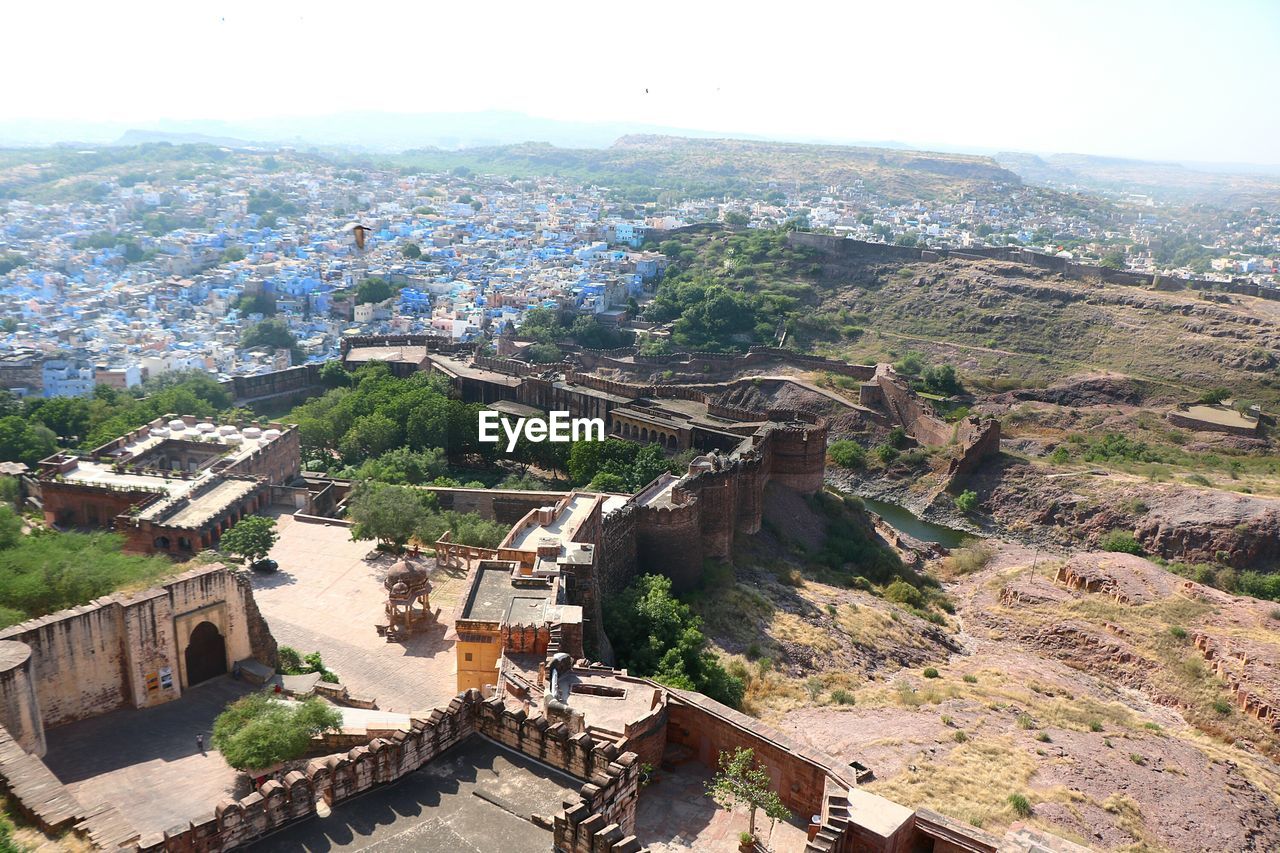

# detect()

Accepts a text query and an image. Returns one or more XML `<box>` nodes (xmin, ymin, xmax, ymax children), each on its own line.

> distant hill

<box><xmin>997</xmin><ymin>151</ymin><xmax>1280</xmax><ymax>209</ymax></box>
<box><xmin>393</xmin><ymin>135</ymin><xmax>1021</xmax><ymax>201</ymax></box>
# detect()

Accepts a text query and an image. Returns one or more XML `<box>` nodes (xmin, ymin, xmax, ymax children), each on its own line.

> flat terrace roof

<box><xmin>461</xmin><ymin>562</ymin><xmax>555</xmax><ymax>624</ymax></box>
<box><xmin>504</xmin><ymin>494</ymin><xmax>597</xmax><ymax>552</ymax></box>
<box><xmin>634</xmin><ymin>473</ymin><xmax>680</xmax><ymax>509</ymax></box>
<box><xmin>344</xmin><ymin>345</ymin><xmax>430</xmax><ymax>364</ymax></box>
<box><xmin>427</xmin><ymin>355</ymin><xmax>522</xmax><ymax>386</ymax></box>
<box><xmin>137</xmin><ymin>477</ymin><xmax>258</xmax><ymax>528</ymax></box>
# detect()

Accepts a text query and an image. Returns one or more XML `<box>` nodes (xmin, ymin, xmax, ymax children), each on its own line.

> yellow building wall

<box><xmin>455</xmin><ymin>634</ymin><xmax>501</xmax><ymax>693</ymax></box>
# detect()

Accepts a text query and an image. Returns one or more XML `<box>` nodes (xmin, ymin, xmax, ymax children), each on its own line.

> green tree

<box><xmin>827</xmin><ymin>440</ymin><xmax>866</xmax><ymax>470</ymax></box>
<box><xmin>706</xmin><ymin>747</ymin><xmax>792</xmax><ymax>840</ymax></box>
<box><xmin>586</xmin><ymin>472</ymin><xmax>628</xmax><ymax>492</ymax></box>
<box><xmin>1198</xmin><ymin>387</ymin><xmax>1230</xmax><ymax>405</ymax></box>
<box><xmin>212</xmin><ymin>693</ymin><xmax>341</xmax><ymax>771</ymax></box>
<box><xmin>221</xmin><ymin>245</ymin><xmax>246</xmax><ymax>263</ymax></box>
<box><xmin>241</xmin><ymin>318</ymin><xmax>301</xmax><ymax>363</ymax></box>
<box><xmin>0</xmin><ymin>524</ymin><xmax>174</xmax><ymax>627</ymax></box>
<box><xmin>604</xmin><ymin>574</ymin><xmax>744</xmax><ymax>707</ymax></box>
<box><xmin>353</xmin><ymin>447</ymin><xmax>448</xmax><ymax>485</ymax></box>
<box><xmin>218</xmin><ymin>516</ymin><xmax>279</xmax><ymax>563</ymax></box>
<box><xmin>355</xmin><ymin>277</ymin><xmax>394</xmax><ymax>304</ymax></box>
<box><xmin>525</xmin><ymin>342</ymin><xmax>563</xmax><ymax>364</ymax></box>
<box><xmin>346</xmin><ymin>483</ymin><xmax>429</xmax><ymax>552</ymax></box>
<box><xmin>401</xmin><ymin>242</ymin><xmax>422</xmax><ymax>259</ymax></box>
<box><xmin>0</xmin><ymin>416</ymin><xmax>57</xmax><ymax>466</ymax></box>
<box><xmin>318</xmin><ymin>360</ymin><xmax>351</xmax><ymax>388</ymax></box>
<box><xmin>1100</xmin><ymin>249</ymin><xmax>1126</xmax><ymax>271</ymax></box>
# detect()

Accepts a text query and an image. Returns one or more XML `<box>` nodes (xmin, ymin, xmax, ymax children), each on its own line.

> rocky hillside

<box><xmin>771</xmin><ymin>543</ymin><xmax>1280</xmax><ymax>851</ymax></box>
<box><xmin>821</xmin><ymin>256</ymin><xmax>1280</xmax><ymax>407</ymax></box>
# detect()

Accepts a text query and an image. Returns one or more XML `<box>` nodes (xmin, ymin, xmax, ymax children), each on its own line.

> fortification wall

<box><xmin>146</xmin><ymin>691</ymin><xmax>642</xmax><ymax>853</ymax></box>
<box><xmin>0</xmin><ymin>566</ymin><xmax>273</xmax><ymax>729</ymax></box>
<box><xmin>0</xmin><ymin>642</ymin><xmax>44</xmax><ymax>757</ymax></box>
<box><xmin>577</xmin><ymin>345</ymin><xmax>877</xmax><ymax>382</ymax></box>
<box><xmin>635</xmin><ymin>500</ymin><xmax>704</xmax><ymax>591</ymax></box>
<box><xmin>218</xmin><ymin>364</ymin><xmax>322</xmax><ymax>404</ymax></box>
<box><xmin>665</xmin><ymin>694</ymin><xmax>842</xmax><ymax>822</ymax></box>
<box><xmin>862</xmin><ymin>369</ymin><xmax>999</xmax><ymax>490</ymax></box>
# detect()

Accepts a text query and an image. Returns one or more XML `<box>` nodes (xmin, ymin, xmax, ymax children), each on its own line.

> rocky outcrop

<box><xmin>972</xmin><ymin>458</ymin><xmax>1280</xmax><ymax>571</ymax></box>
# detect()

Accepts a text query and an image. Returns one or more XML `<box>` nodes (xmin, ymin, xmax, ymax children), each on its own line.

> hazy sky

<box><xmin>5</xmin><ymin>0</ymin><xmax>1278</xmax><ymax>164</ymax></box>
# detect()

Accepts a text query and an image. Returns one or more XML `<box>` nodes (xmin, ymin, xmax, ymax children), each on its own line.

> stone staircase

<box><xmin>804</xmin><ymin>792</ymin><xmax>851</xmax><ymax>852</ymax></box>
<box><xmin>0</xmin><ymin>726</ymin><xmax>139</xmax><ymax>849</ymax></box>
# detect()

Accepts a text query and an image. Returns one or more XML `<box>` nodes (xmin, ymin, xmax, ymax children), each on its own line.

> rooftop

<box><xmin>460</xmin><ymin>561</ymin><xmax>555</xmax><ymax>624</ymax></box>
<box><xmin>244</xmin><ymin>735</ymin><xmax>579</xmax><ymax>853</ymax></box>
<box><xmin>136</xmin><ymin>476</ymin><xmax>259</xmax><ymax>529</ymax></box>
<box><xmin>503</xmin><ymin>493</ymin><xmax>597</xmax><ymax>552</ymax></box>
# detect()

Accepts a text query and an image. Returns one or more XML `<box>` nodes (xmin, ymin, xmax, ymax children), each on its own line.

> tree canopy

<box><xmin>707</xmin><ymin>747</ymin><xmax>791</xmax><ymax>840</ymax></box>
<box><xmin>604</xmin><ymin>574</ymin><xmax>744</xmax><ymax>708</ymax></box>
<box><xmin>219</xmin><ymin>516</ymin><xmax>279</xmax><ymax>563</ymax></box>
<box><xmin>0</xmin><ymin>509</ymin><xmax>175</xmax><ymax>628</ymax></box>
<box><xmin>241</xmin><ymin>318</ymin><xmax>302</xmax><ymax>363</ymax></box>
<box><xmin>212</xmin><ymin>693</ymin><xmax>341</xmax><ymax>771</ymax></box>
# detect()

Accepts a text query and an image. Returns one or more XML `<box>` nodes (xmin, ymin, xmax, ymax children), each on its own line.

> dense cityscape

<box><xmin>2</xmin><ymin>147</ymin><xmax>1277</xmax><ymax>398</ymax></box>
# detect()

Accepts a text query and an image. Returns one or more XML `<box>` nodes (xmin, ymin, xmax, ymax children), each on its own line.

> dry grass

<box><xmin>939</xmin><ymin>540</ymin><xmax>997</xmax><ymax>579</ymax></box>
<box><xmin>770</xmin><ymin>612</ymin><xmax>839</xmax><ymax>655</ymax></box>
<box><xmin>867</xmin><ymin>736</ymin><xmax>1039</xmax><ymax>830</ymax></box>
<box><xmin>1101</xmin><ymin>793</ymin><xmax>1159</xmax><ymax>851</ymax></box>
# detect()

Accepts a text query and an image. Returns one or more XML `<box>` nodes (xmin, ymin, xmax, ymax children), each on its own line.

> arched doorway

<box><xmin>185</xmin><ymin>621</ymin><xmax>227</xmax><ymax>686</ymax></box>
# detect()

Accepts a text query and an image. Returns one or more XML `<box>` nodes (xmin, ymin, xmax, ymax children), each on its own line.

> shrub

<box><xmin>831</xmin><ymin>689</ymin><xmax>856</xmax><ymax>706</ymax></box>
<box><xmin>954</xmin><ymin>490</ymin><xmax>978</xmax><ymax>513</ymax></box>
<box><xmin>923</xmin><ymin>667</ymin><xmax>940</xmax><ymax>679</ymax></box>
<box><xmin>1007</xmin><ymin>793</ymin><xmax>1032</xmax><ymax>818</ymax></box>
<box><xmin>953</xmin><ymin>730</ymin><xmax>969</xmax><ymax>743</ymax></box>
<box><xmin>945</xmin><ymin>539</ymin><xmax>995</xmax><ymax>575</ymax></box>
<box><xmin>1089</xmin><ymin>720</ymin><xmax>1104</xmax><ymax>732</ymax></box>
<box><xmin>875</xmin><ymin>444</ymin><xmax>900</xmax><ymax>464</ymax></box>
<box><xmin>1049</xmin><ymin>446</ymin><xmax>1070</xmax><ymax>464</ymax></box>
<box><xmin>963</xmin><ymin>674</ymin><xmax>978</xmax><ymax>684</ymax></box>
<box><xmin>828</xmin><ymin>440</ymin><xmax>867</xmax><ymax>470</ymax></box>
<box><xmin>1184</xmin><ymin>473</ymin><xmax>1212</xmax><ymax>487</ymax></box>
<box><xmin>1129</xmin><ymin>753</ymin><xmax>1147</xmax><ymax>766</ymax></box>
<box><xmin>1168</xmin><ymin>626</ymin><xmax>1187</xmax><ymax>640</ymax></box>
<box><xmin>1036</xmin><ymin>731</ymin><xmax>1051</xmax><ymax>743</ymax></box>
<box><xmin>212</xmin><ymin>694</ymin><xmax>342</xmax><ymax>771</ymax></box>
<box><xmin>1100</xmin><ymin>530</ymin><xmax>1144</xmax><ymax>555</ymax></box>
<box><xmin>1016</xmin><ymin>713</ymin><xmax>1035</xmax><ymax>729</ymax></box>
<box><xmin>1212</xmin><ymin>698</ymin><xmax>1233</xmax><ymax>715</ymax></box>
<box><xmin>883</xmin><ymin>579</ymin><xmax>923</xmax><ymax>608</ymax></box>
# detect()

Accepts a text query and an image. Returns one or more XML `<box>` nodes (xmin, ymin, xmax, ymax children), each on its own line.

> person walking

<box><xmin>196</xmin><ymin>732</ymin><xmax>205</xmax><ymax>755</ymax></box>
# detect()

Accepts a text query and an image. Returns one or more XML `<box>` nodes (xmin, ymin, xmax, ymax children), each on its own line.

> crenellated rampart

<box><xmin>119</xmin><ymin>690</ymin><xmax>643</xmax><ymax>852</ymax></box>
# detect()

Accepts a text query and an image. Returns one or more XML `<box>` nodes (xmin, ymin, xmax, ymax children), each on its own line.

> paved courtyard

<box><xmin>255</xmin><ymin>514</ymin><xmax>471</xmax><ymax>714</ymax></box>
<box><xmin>42</xmin><ymin>675</ymin><xmax>254</xmax><ymax>838</ymax></box>
<box><xmin>245</xmin><ymin>736</ymin><xmax>577</xmax><ymax>853</ymax></box>
<box><xmin>636</xmin><ymin>760</ymin><xmax>810</xmax><ymax>852</ymax></box>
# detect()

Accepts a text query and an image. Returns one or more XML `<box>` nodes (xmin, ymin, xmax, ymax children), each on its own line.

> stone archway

<box><xmin>184</xmin><ymin>621</ymin><xmax>227</xmax><ymax>686</ymax></box>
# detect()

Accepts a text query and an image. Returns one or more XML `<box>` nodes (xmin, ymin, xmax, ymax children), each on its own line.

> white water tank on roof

<box><xmin>242</xmin><ymin>426</ymin><xmax>263</xmax><ymax>439</ymax></box>
<box><xmin>224</xmin><ymin>433</ymin><xmax>243</xmax><ymax>445</ymax></box>
<box><xmin>262</xmin><ymin>429</ymin><xmax>281</xmax><ymax>441</ymax></box>
<box><xmin>168</xmin><ymin>419</ymin><xmax>186</xmax><ymax>430</ymax></box>
<box><xmin>218</xmin><ymin>424</ymin><xmax>237</xmax><ymax>436</ymax></box>
<box><xmin>151</xmin><ymin>426</ymin><xmax>170</xmax><ymax>438</ymax></box>
<box><xmin>197</xmin><ymin>422</ymin><xmax>216</xmax><ymax>433</ymax></box>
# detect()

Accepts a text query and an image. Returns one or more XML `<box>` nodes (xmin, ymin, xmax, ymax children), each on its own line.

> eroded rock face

<box><xmin>973</xmin><ymin>458</ymin><xmax>1280</xmax><ymax>570</ymax></box>
<box><xmin>1135</xmin><ymin>491</ymin><xmax>1280</xmax><ymax>568</ymax></box>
